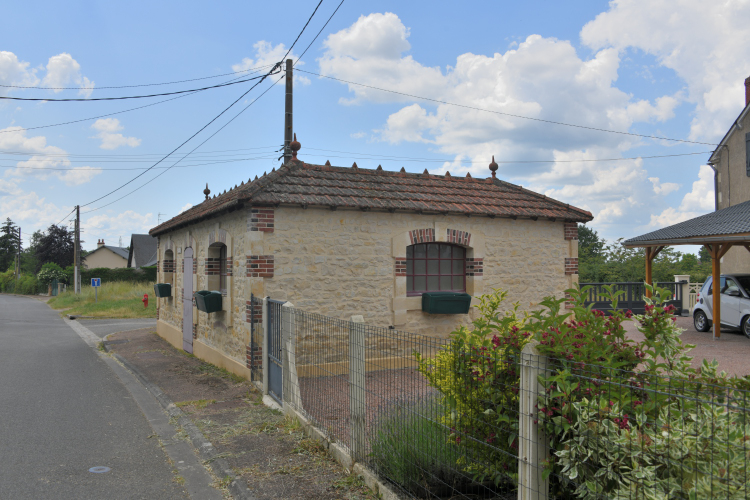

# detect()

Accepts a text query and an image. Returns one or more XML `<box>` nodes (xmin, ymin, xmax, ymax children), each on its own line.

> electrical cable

<box><xmin>0</xmin><ymin>64</ymin><xmax>274</xmax><ymax>90</ymax></box>
<box><xmin>0</xmin><ymin>73</ymin><xmax>269</xmax><ymax>102</ymax></box>
<box><xmin>294</xmin><ymin>0</ymin><xmax>345</xmax><ymax>65</ymax></box>
<box><xmin>53</xmin><ymin>207</ymin><xmax>77</xmax><ymax>227</ymax></box>
<box><xmin>0</xmin><ymin>66</ymin><xmax>273</xmax><ymax>135</ymax></box>
<box><xmin>80</xmin><ymin>0</ymin><xmax>324</xmax><ymax>211</ymax></box>
<box><xmin>82</xmin><ymin>76</ymin><xmax>284</xmax><ymax>214</ymax></box>
<box><xmin>0</xmin><ymin>145</ymin><xmax>278</xmax><ymax>157</ymax></box>
<box><xmin>0</xmin><ymin>155</ymin><xmax>278</xmax><ymax>171</ymax></box>
<box><xmin>297</xmin><ymin>68</ymin><xmax>720</xmax><ymax>147</ymax></box>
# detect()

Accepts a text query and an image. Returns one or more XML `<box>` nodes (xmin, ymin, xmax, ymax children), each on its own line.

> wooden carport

<box><xmin>623</xmin><ymin>200</ymin><xmax>750</xmax><ymax>339</ymax></box>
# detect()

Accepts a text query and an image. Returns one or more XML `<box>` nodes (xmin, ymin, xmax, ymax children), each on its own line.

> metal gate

<box><xmin>50</xmin><ymin>278</ymin><xmax>58</xmax><ymax>296</ymax></box>
<box><xmin>267</xmin><ymin>298</ymin><xmax>285</xmax><ymax>404</ymax></box>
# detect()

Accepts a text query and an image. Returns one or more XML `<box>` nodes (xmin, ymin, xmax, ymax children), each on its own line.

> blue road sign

<box><xmin>91</xmin><ymin>278</ymin><xmax>101</xmax><ymax>287</ymax></box>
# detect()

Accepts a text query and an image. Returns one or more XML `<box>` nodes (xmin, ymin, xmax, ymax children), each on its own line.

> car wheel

<box><xmin>742</xmin><ymin>316</ymin><xmax>750</xmax><ymax>339</ymax></box>
<box><xmin>694</xmin><ymin>310</ymin><xmax>711</xmax><ymax>332</ymax></box>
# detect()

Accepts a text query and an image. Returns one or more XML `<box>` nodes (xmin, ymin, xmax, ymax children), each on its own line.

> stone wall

<box><xmin>156</xmin><ymin>204</ymin><xmax>579</xmax><ymax>367</ymax></box>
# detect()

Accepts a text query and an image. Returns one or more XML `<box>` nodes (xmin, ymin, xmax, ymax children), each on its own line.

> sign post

<box><xmin>91</xmin><ymin>278</ymin><xmax>101</xmax><ymax>303</ymax></box>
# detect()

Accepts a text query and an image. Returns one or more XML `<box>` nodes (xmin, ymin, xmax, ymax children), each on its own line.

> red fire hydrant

<box><xmin>142</xmin><ymin>294</ymin><xmax>148</xmax><ymax>308</ymax></box>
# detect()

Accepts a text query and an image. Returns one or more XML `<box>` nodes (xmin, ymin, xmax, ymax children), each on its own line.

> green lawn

<box><xmin>48</xmin><ymin>281</ymin><xmax>156</xmax><ymax>318</ymax></box>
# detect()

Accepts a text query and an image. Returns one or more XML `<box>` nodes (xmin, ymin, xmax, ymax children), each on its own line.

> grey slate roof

<box><xmin>623</xmin><ymin>200</ymin><xmax>750</xmax><ymax>246</ymax></box>
<box><xmin>128</xmin><ymin>234</ymin><xmax>158</xmax><ymax>268</ymax></box>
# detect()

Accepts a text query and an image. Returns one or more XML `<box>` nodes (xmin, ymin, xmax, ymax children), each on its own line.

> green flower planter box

<box><xmin>421</xmin><ymin>292</ymin><xmax>472</xmax><ymax>314</ymax></box>
<box><xmin>153</xmin><ymin>283</ymin><xmax>172</xmax><ymax>298</ymax></box>
<box><xmin>194</xmin><ymin>290</ymin><xmax>222</xmax><ymax>313</ymax></box>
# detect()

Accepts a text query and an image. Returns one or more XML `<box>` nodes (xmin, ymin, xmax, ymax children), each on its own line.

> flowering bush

<box><xmin>37</xmin><ymin>262</ymin><xmax>67</xmax><ymax>286</ymax></box>
<box><xmin>538</xmin><ymin>284</ymin><xmax>750</xmax><ymax>498</ymax></box>
<box><xmin>415</xmin><ymin>289</ymin><xmax>530</xmax><ymax>486</ymax></box>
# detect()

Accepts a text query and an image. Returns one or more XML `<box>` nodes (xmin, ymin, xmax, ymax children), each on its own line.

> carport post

<box><xmin>707</xmin><ymin>243</ymin><xmax>734</xmax><ymax>340</ymax></box>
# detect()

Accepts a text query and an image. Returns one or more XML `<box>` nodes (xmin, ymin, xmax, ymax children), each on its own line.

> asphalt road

<box><xmin>0</xmin><ymin>295</ymin><xmax>188</xmax><ymax>499</ymax></box>
<box><xmin>78</xmin><ymin>318</ymin><xmax>157</xmax><ymax>338</ymax></box>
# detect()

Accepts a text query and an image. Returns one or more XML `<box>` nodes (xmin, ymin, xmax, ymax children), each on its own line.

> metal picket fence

<box><xmin>264</xmin><ymin>300</ymin><xmax>750</xmax><ymax>499</ymax></box>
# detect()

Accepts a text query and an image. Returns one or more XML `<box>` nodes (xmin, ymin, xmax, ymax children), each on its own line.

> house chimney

<box><xmin>746</xmin><ymin>76</ymin><xmax>750</xmax><ymax>107</ymax></box>
<box><xmin>97</xmin><ymin>239</ymin><xmax>105</xmax><ymax>248</ymax></box>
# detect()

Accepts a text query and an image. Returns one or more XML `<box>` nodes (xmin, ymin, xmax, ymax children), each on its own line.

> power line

<box><xmin>294</xmin><ymin>0</ymin><xmax>345</xmax><ymax>65</ymax></box>
<box><xmin>0</xmin><ymin>64</ymin><xmax>274</xmax><ymax>90</ymax></box>
<box><xmin>80</xmin><ymin>0</ymin><xmax>324</xmax><ymax>211</ymax></box>
<box><xmin>0</xmin><ymin>155</ymin><xmax>278</xmax><ymax>171</ymax></box>
<box><xmin>0</xmin><ymin>73</ymin><xmax>269</xmax><ymax>102</ymax></box>
<box><xmin>297</xmin><ymin>68</ymin><xmax>720</xmax><ymax>147</ymax></box>
<box><xmin>83</xmin><ymin>76</ymin><xmax>284</xmax><ymax>214</ymax></box>
<box><xmin>0</xmin><ymin>145</ymin><xmax>277</xmax><ymax>157</ymax></box>
<box><xmin>53</xmin><ymin>207</ymin><xmax>77</xmax><ymax>227</ymax></box>
<box><xmin>0</xmin><ymin>66</ymin><xmax>273</xmax><ymax>135</ymax></box>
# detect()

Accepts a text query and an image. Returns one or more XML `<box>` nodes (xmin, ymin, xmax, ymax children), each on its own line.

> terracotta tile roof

<box><xmin>150</xmin><ymin>159</ymin><xmax>593</xmax><ymax>236</ymax></box>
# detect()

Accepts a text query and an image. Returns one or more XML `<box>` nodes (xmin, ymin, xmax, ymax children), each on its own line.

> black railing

<box><xmin>579</xmin><ymin>281</ymin><xmax>684</xmax><ymax>314</ymax></box>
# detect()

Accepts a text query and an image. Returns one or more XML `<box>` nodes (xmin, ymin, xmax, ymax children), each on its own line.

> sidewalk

<box><xmin>104</xmin><ymin>327</ymin><xmax>376</xmax><ymax>500</ymax></box>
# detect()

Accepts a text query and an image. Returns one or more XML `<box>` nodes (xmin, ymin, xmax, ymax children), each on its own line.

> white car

<box><xmin>693</xmin><ymin>274</ymin><xmax>750</xmax><ymax>337</ymax></box>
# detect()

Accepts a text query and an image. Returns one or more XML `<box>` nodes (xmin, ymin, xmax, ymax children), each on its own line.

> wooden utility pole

<box><xmin>74</xmin><ymin>205</ymin><xmax>80</xmax><ymax>294</ymax></box>
<box><xmin>16</xmin><ymin>226</ymin><xmax>21</xmax><ymax>282</ymax></box>
<box><xmin>282</xmin><ymin>59</ymin><xmax>293</xmax><ymax>164</ymax></box>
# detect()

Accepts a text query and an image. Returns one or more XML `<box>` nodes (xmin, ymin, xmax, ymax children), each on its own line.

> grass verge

<box><xmin>48</xmin><ymin>281</ymin><xmax>156</xmax><ymax>318</ymax></box>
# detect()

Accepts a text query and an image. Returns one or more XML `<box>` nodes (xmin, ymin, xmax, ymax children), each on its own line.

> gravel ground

<box><xmin>622</xmin><ymin>315</ymin><xmax>750</xmax><ymax>377</ymax></box>
<box><xmin>106</xmin><ymin>328</ymin><xmax>376</xmax><ymax>500</ymax></box>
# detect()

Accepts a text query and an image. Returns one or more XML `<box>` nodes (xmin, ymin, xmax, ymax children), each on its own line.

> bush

<box><xmin>37</xmin><ymin>262</ymin><xmax>67</xmax><ymax>285</ymax></box>
<box><xmin>370</xmin><ymin>397</ymin><xmax>468</xmax><ymax>496</ymax></box>
<box><xmin>415</xmin><ymin>290</ymin><xmax>530</xmax><ymax>487</ymax></box>
<box><xmin>63</xmin><ymin>265</ymin><xmax>157</xmax><ymax>285</ymax></box>
<box><xmin>0</xmin><ymin>270</ymin><xmax>42</xmax><ymax>294</ymax></box>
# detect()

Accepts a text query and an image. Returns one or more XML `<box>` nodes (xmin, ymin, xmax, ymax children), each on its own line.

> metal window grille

<box><xmin>406</xmin><ymin>243</ymin><xmax>466</xmax><ymax>295</ymax></box>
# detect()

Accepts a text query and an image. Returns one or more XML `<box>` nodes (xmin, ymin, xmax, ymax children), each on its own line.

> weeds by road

<box><xmin>49</xmin><ymin>281</ymin><xmax>156</xmax><ymax>318</ymax></box>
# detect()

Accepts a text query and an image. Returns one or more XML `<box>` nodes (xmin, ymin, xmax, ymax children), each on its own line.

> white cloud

<box><xmin>179</xmin><ymin>202</ymin><xmax>192</xmax><ymax>213</ymax></box>
<box><xmin>580</xmin><ymin>0</ymin><xmax>750</xmax><ymax>141</ymax></box>
<box><xmin>0</xmin><ymin>51</ymin><xmax>39</xmax><ymax>97</ymax></box>
<box><xmin>679</xmin><ymin>164</ymin><xmax>715</xmax><ymax>212</ymax></box>
<box><xmin>646</xmin><ymin>165</ymin><xmax>715</xmax><ymax>228</ymax></box>
<box><xmin>232</xmin><ymin>41</ymin><xmax>310</xmax><ymax>85</ymax></box>
<box><xmin>41</xmin><ymin>53</ymin><xmax>95</xmax><ymax>97</ymax></box>
<box><xmin>350</xmin><ymin>131</ymin><xmax>366</xmax><ymax>139</ymax></box>
<box><xmin>318</xmin><ymin>12</ymin><xmax>712</xmax><ymax>235</ymax></box>
<box><xmin>649</xmin><ymin>177</ymin><xmax>680</xmax><ymax>195</ymax></box>
<box><xmin>0</xmin><ymin>126</ymin><xmax>102</xmax><ymax>186</ymax></box>
<box><xmin>91</xmin><ymin>118</ymin><xmax>141</xmax><ymax>149</ymax></box>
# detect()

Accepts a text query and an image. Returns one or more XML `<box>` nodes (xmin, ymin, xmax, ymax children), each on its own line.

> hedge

<box><xmin>0</xmin><ymin>271</ymin><xmax>43</xmax><ymax>295</ymax></box>
<box><xmin>69</xmin><ymin>266</ymin><xmax>157</xmax><ymax>285</ymax></box>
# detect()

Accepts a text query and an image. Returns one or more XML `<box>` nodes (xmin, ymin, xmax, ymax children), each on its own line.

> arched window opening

<box><xmin>406</xmin><ymin>243</ymin><xmax>465</xmax><ymax>295</ymax></box>
<box><xmin>163</xmin><ymin>249</ymin><xmax>175</xmax><ymax>291</ymax></box>
<box><xmin>207</xmin><ymin>242</ymin><xmax>228</xmax><ymax>294</ymax></box>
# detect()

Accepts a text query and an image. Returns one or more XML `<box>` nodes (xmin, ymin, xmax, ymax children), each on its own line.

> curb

<box><xmin>111</xmin><ymin>352</ymin><xmax>256</xmax><ymax>500</ymax></box>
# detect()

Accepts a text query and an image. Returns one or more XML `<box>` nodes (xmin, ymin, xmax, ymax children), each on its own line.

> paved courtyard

<box><xmin>623</xmin><ymin>315</ymin><xmax>750</xmax><ymax>377</ymax></box>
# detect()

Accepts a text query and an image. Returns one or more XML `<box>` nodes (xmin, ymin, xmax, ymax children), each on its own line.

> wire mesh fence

<box><xmin>271</xmin><ymin>302</ymin><xmax>750</xmax><ymax>499</ymax></box>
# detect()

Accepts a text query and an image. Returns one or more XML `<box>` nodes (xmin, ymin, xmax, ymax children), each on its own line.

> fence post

<box><xmin>674</xmin><ymin>275</ymin><xmax>690</xmax><ymax>316</ymax></box>
<box><xmin>518</xmin><ymin>340</ymin><xmax>549</xmax><ymax>500</ymax></box>
<box><xmin>281</xmin><ymin>302</ymin><xmax>302</xmax><ymax>411</ymax></box>
<box><xmin>349</xmin><ymin>314</ymin><xmax>366</xmax><ymax>463</ymax></box>
<box><xmin>262</xmin><ymin>296</ymin><xmax>269</xmax><ymax>396</ymax></box>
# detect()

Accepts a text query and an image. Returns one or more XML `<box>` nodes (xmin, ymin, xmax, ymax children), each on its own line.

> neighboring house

<box><xmin>149</xmin><ymin>139</ymin><xmax>592</xmax><ymax>378</ymax></box>
<box><xmin>127</xmin><ymin>234</ymin><xmax>157</xmax><ymax>269</ymax></box>
<box><xmin>84</xmin><ymin>240</ymin><xmax>129</xmax><ymax>269</ymax></box>
<box><xmin>707</xmin><ymin>76</ymin><xmax>750</xmax><ymax>273</ymax></box>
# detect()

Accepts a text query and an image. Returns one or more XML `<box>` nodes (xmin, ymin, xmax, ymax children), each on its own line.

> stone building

<box><xmin>149</xmin><ymin>140</ymin><xmax>592</xmax><ymax>378</ymax></box>
<box><xmin>707</xmin><ymin>76</ymin><xmax>750</xmax><ymax>273</ymax></box>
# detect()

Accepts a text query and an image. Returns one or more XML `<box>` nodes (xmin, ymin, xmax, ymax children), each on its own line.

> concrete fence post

<box><xmin>349</xmin><ymin>315</ymin><xmax>366</xmax><ymax>463</ymax></box>
<box><xmin>674</xmin><ymin>275</ymin><xmax>690</xmax><ymax>316</ymax></box>
<box><xmin>281</xmin><ymin>302</ymin><xmax>302</xmax><ymax>411</ymax></box>
<box><xmin>518</xmin><ymin>340</ymin><xmax>549</xmax><ymax>500</ymax></box>
<box><xmin>262</xmin><ymin>296</ymin><xmax>269</xmax><ymax>396</ymax></box>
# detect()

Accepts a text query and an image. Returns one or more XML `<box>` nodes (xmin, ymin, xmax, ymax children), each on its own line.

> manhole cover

<box><xmin>89</xmin><ymin>466</ymin><xmax>110</xmax><ymax>473</ymax></box>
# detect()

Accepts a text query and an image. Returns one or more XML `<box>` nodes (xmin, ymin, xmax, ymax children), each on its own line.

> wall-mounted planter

<box><xmin>421</xmin><ymin>292</ymin><xmax>472</xmax><ymax>314</ymax></box>
<box><xmin>153</xmin><ymin>283</ymin><xmax>172</xmax><ymax>298</ymax></box>
<box><xmin>194</xmin><ymin>290</ymin><xmax>222</xmax><ymax>313</ymax></box>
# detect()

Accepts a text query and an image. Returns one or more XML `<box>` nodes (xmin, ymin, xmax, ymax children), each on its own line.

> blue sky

<box><xmin>1</xmin><ymin>0</ymin><xmax>749</xmax><ymax>252</ymax></box>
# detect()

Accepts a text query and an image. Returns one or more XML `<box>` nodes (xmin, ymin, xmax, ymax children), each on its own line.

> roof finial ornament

<box><xmin>325</xmin><ymin>160</ymin><xmax>331</xmax><ymax>166</ymax></box>
<box><xmin>352</xmin><ymin>162</ymin><xmax>358</xmax><ymax>169</ymax></box>
<box><xmin>489</xmin><ymin>156</ymin><xmax>498</xmax><ymax>178</ymax></box>
<box><xmin>204</xmin><ymin>183</ymin><xmax>210</xmax><ymax>200</ymax></box>
<box><xmin>290</xmin><ymin>133</ymin><xmax>301</xmax><ymax>160</ymax></box>
<box><xmin>376</xmin><ymin>165</ymin><xmax>383</xmax><ymax>172</ymax></box>
<box><xmin>466</xmin><ymin>172</ymin><xmax>472</xmax><ymax>178</ymax></box>
<box><xmin>445</xmin><ymin>171</ymin><xmax>451</xmax><ymax>177</ymax></box>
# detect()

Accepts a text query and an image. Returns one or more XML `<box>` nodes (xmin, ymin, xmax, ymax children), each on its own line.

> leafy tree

<box><xmin>577</xmin><ymin>225</ymin><xmax>607</xmax><ymax>282</ymax></box>
<box><xmin>0</xmin><ymin>218</ymin><xmax>20</xmax><ymax>273</ymax></box>
<box><xmin>35</xmin><ymin>225</ymin><xmax>81</xmax><ymax>271</ymax></box>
